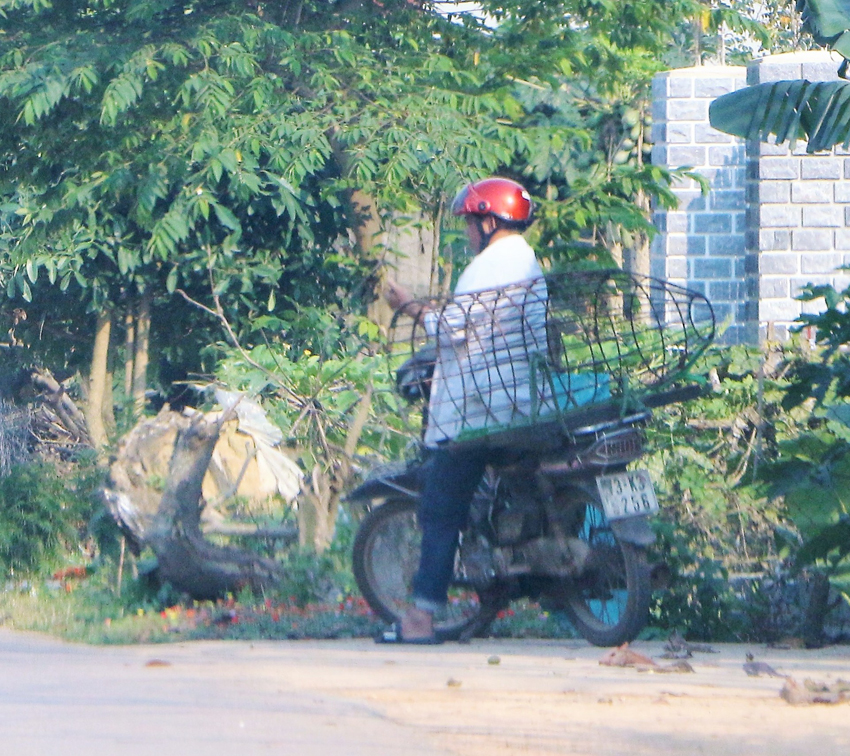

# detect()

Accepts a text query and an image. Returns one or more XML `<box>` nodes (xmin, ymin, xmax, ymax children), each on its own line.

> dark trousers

<box><xmin>412</xmin><ymin>446</ymin><xmax>489</xmax><ymax>609</ymax></box>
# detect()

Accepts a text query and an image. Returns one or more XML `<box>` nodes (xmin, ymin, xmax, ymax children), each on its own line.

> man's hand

<box><xmin>384</xmin><ymin>280</ymin><xmax>430</xmax><ymax>320</ymax></box>
<box><xmin>384</xmin><ymin>280</ymin><xmax>412</xmax><ymax>312</ymax></box>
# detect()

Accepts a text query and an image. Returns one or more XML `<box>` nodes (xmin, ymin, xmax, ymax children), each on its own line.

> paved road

<box><xmin>0</xmin><ymin>629</ymin><xmax>451</xmax><ymax>756</ymax></box>
<box><xmin>1</xmin><ymin>629</ymin><xmax>849</xmax><ymax>755</ymax></box>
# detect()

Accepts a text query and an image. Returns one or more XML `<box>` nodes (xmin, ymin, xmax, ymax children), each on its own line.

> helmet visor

<box><xmin>451</xmin><ymin>184</ymin><xmax>489</xmax><ymax>217</ymax></box>
<box><xmin>451</xmin><ymin>185</ymin><xmax>471</xmax><ymax>216</ymax></box>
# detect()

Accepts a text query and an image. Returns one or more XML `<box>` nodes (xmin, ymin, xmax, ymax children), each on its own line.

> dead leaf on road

<box><xmin>743</xmin><ymin>653</ymin><xmax>785</xmax><ymax>678</ymax></box>
<box><xmin>599</xmin><ymin>643</ymin><xmax>656</xmax><ymax>667</ymax></box>
<box><xmin>781</xmin><ymin>677</ymin><xmax>850</xmax><ymax>705</ymax></box>
<box><xmin>145</xmin><ymin>659</ymin><xmax>172</xmax><ymax>668</ymax></box>
<box><xmin>639</xmin><ymin>660</ymin><xmax>695</xmax><ymax>674</ymax></box>
<box><xmin>665</xmin><ymin>630</ymin><xmax>717</xmax><ymax>654</ymax></box>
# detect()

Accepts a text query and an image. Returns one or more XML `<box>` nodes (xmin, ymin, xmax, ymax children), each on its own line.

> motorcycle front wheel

<box><xmin>544</xmin><ymin>491</ymin><xmax>652</xmax><ymax>647</ymax></box>
<box><xmin>352</xmin><ymin>497</ymin><xmax>503</xmax><ymax>641</ymax></box>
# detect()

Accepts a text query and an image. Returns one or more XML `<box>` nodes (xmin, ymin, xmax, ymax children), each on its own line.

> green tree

<box><xmin>755</xmin><ymin>280</ymin><xmax>850</xmax><ymax>639</ymax></box>
<box><xmin>0</xmin><ymin>0</ymin><xmax>709</xmax><ymax>445</ymax></box>
<box><xmin>709</xmin><ymin>0</ymin><xmax>850</xmax><ymax>152</ymax></box>
<box><xmin>0</xmin><ymin>0</ymin><xmax>509</xmax><ymax>443</ymax></box>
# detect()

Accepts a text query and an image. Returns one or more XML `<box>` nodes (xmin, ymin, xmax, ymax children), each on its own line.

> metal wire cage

<box><xmin>391</xmin><ymin>269</ymin><xmax>715</xmax><ymax>449</ymax></box>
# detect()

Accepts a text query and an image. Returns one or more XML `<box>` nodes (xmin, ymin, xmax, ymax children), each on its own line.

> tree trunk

<box><xmin>103</xmin><ymin>366</ymin><xmax>117</xmax><ymax>439</ymax></box>
<box><xmin>427</xmin><ymin>199</ymin><xmax>445</xmax><ymax>296</ymax></box>
<box><xmin>693</xmin><ymin>15</ymin><xmax>703</xmax><ymax>66</ymax></box>
<box><xmin>627</xmin><ymin>109</ymin><xmax>651</xmax><ymax>280</ymax></box>
<box><xmin>131</xmin><ymin>291</ymin><xmax>151</xmax><ymax>418</ymax></box>
<box><xmin>625</xmin><ymin>192</ymin><xmax>651</xmax><ymax>280</ymax></box>
<box><xmin>298</xmin><ymin>387</ymin><xmax>372</xmax><ymax>552</ymax></box>
<box><xmin>103</xmin><ymin>324</ymin><xmax>117</xmax><ymax>437</ymax></box>
<box><xmin>349</xmin><ymin>188</ymin><xmax>393</xmax><ymax>328</ymax></box>
<box><xmin>85</xmin><ymin>310</ymin><xmax>112</xmax><ymax>448</ymax></box>
<box><xmin>146</xmin><ymin>412</ymin><xmax>284</xmax><ymax>599</ymax></box>
<box><xmin>124</xmin><ymin>309</ymin><xmax>135</xmax><ymax>401</ymax></box>
<box><xmin>801</xmin><ymin>570</ymin><xmax>831</xmax><ymax>649</ymax></box>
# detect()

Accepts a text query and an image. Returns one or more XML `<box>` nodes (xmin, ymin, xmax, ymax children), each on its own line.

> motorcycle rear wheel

<box><xmin>545</xmin><ymin>493</ymin><xmax>652</xmax><ymax>647</ymax></box>
<box><xmin>352</xmin><ymin>498</ymin><xmax>503</xmax><ymax>641</ymax></box>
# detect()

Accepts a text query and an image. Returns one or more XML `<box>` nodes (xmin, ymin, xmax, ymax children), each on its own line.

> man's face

<box><xmin>464</xmin><ymin>216</ymin><xmax>493</xmax><ymax>254</ymax></box>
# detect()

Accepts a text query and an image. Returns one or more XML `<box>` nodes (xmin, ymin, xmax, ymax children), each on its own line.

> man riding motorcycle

<box><xmin>380</xmin><ymin>177</ymin><xmax>546</xmax><ymax>644</ymax></box>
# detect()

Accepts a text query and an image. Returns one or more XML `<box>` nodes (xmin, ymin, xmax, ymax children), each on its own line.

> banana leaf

<box><xmin>797</xmin><ymin>0</ymin><xmax>850</xmax><ymax>57</ymax></box>
<box><xmin>709</xmin><ymin>79</ymin><xmax>850</xmax><ymax>153</ymax></box>
<box><xmin>796</xmin><ymin>516</ymin><xmax>850</xmax><ymax>566</ymax></box>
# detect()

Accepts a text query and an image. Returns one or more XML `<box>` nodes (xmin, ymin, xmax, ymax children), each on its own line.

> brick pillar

<box><xmin>651</xmin><ymin>66</ymin><xmax>750</xmax><ymax>344</ymax></box>
<box><xmin>747</xmin><ymin>51</ymin><xmax>850</xmax><ymax>341</ymax></box>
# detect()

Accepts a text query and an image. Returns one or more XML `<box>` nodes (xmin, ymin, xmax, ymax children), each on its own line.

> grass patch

<box><xmin>1</xmin><ymin>570</ymin><xmax>585</xmax><ymax>644</ymax></box>
<box><xmin>0</xmin><ymin>576</ymin><xmax>383</xmax><ymax>644</ymax></box>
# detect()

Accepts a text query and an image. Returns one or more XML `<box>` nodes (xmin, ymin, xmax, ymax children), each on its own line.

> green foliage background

<box><xmin>5</xmin><ymin>1</ymin><xmax>849</xmax><ymax>643</ymax></box>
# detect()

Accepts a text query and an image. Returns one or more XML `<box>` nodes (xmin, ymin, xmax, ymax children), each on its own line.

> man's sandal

<box><xmin>374</xmin><ymin>622</ymin><xmax>443</xmax><ymax>645</ymax></box>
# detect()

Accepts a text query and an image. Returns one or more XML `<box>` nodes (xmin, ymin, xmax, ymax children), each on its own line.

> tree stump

<box><xmin>107</xmin><ymin>410</ymin><xmax>284</xmax><ymax>599</ymax></box>
<box><xmin>147</xmin><ymin>412</ymin><xmax>283</xmax><ymax>598</ymax></box>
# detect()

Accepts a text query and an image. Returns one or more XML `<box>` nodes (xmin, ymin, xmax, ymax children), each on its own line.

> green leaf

<box><xmin>100</xmin><ymin>72</ymin><xmax>144</xmax><ymax>125</ymax></box>
<box><xmin>212</xmin><ymin>203</ymin><xmax>240</xmax><ymax>231</ymax></box>
<box><xmin>798</xmin><ymin>0</ymin><xmax>850</xmax><ymax>46</ymax></box>
<box><xmin>710</xmin><ymin>80</ymin><xmax>850</xmax><ymax>153</ymax></box>
<box><xmin>797</xmin><ymin>518</ymin><xmax>850</xmax><ymax>566</ymax></box>
<box><xmin>117</xmin><ymin>247</ymin><xmax>130</xmax><ymax>275</ymax></box>
<box><xmin>209</xmin><ymin>159</ymin><xmax>223</xmax><ymax>184</ymax></box>
<box><xmin>219</xmin><ymin>149</ymin><xmax>238</xmax><ymax>174</ymax></box>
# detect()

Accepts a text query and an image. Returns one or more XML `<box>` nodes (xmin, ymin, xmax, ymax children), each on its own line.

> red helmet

<box><xmin>451</xmin><ymin>177</ymin><xmax>534</xmax><ymax>225</ymax></box>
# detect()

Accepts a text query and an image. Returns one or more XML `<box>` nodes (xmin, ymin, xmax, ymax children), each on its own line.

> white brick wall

<box><xmin>652</xmin><ymin>52</ymin><xmax>850</xmax><ymax>344</ymax></box>
<box><xmin>749</xmin><ymin>52</ymin><xmax>850</xmax><ymax>342</ymax></box>
<box><xmin>651</xmin><ymin>65</ymin><xmax>749</xmax><ymax>342</ymax></box>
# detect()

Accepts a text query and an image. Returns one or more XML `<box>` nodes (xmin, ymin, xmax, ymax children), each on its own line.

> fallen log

<box><xmin>29</xmin><ymin>368</ymin><xmax>92</xmax><ymax>445</ymax></box>
<box><xmin>145</xmin><ymin>411</ymin><xmax>284</xmax><ymax>599</ymax></box>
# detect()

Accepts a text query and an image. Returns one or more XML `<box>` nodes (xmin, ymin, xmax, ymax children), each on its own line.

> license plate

<box><xmin>596</xmin><ymin>470</ymin><xmax>659</xmax><ymax>521</ymax></box>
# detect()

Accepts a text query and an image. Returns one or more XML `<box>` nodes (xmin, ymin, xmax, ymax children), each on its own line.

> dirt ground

<box><xmin>1</xmin><ymin>629</ymin><xmax>849</xmax><ymax>755</ymax></box>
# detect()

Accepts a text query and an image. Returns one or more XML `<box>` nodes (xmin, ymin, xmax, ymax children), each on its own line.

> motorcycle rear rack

<box><xmin>537</xmin><ymin>425</ymin><xmax>646</xmax><ymax>476</ymax></box>
<box><xmin>389</xmin><ymin>268</ymin><xmax>714</xmax><ymax>450</ymax></box>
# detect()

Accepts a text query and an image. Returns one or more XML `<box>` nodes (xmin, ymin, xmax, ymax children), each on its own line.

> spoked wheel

<box><xmin>352</xmin><ymin>498</ymin><xmax>503</xmax><ymax>641</ymax></box>
<box><xmin>544</xmin><ymin>490</ymin><xmax>651</xmax><ymax>647</ymax></box>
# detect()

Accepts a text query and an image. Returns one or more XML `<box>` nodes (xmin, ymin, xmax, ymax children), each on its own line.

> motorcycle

<box><xmin>349</xmin><ymin>270</ymin><xmax>714</xmax><ymax>645</ymax></box>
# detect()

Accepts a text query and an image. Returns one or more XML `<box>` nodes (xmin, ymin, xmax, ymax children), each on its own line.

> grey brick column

<box><xmin>747</xmin><ymin>52</ymin><xmax>850</xmax><ymax>341</ymax></box>
<box><xmin>651</xmin><ymin>66</ymin><xmax>750</xmax><ymax>344</ymax></box>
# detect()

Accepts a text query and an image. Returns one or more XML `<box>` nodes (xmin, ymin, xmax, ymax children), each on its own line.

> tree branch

<box><xmin>174</xmin><ymin>281</ymin><xmax>304</xmax><ymax>409</ymax></box>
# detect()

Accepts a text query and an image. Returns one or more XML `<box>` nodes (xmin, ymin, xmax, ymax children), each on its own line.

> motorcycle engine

<box><xmin>491</xmin><ymin>483</ymin><xmax>545</xmax><ymax>546</ymax></box>
<box><xmin>464</xmin><ymin>476</ymin><xmax>590</xmax><ymax>581</ymax></box>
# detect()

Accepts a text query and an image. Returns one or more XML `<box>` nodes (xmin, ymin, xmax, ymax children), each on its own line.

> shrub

<box><xmin>0</xmin><ymin>458</ymin><xmax>100</xmax><ymax>577</ymax></box>
<box><xmin>644</xmin><ymin>344</ymin><xmax>788</xmax><ymax>640</ymax></box>
<box><xmin>0</xmin><ymin>400</ymin><xmax>31</xmax><ymax>477</ymax></box>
